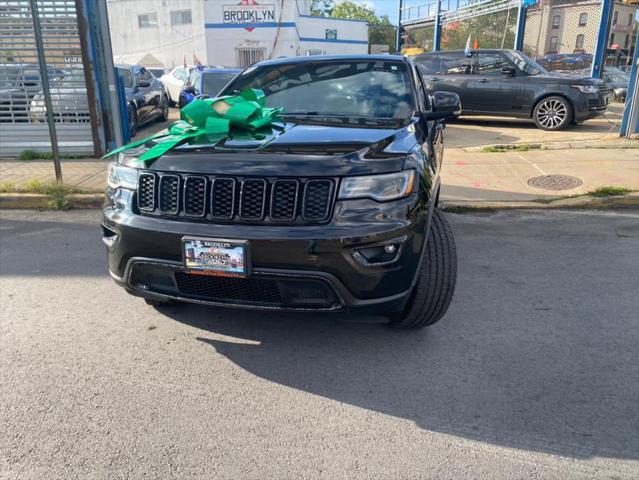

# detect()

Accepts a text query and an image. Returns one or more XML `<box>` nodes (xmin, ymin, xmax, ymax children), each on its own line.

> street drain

<box><xmin>527</xmin><ymin>175</ymin><xmax>583</xmax><ymax>191</ymax></box>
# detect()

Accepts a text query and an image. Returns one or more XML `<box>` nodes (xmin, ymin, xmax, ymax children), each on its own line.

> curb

<box><xmin>462</xmin><ymin>140</ymin><xmax>639</xmax><ymax>153</ymax></box>
<box><xmin>0</xmin><ymin>193</ymin><xmax>103</xmax><ymax>209</ymax></box>
<box><xmin>441</xmin><ymin>193</ymin><xmax>639</xmax><ymax>211</ymax></box>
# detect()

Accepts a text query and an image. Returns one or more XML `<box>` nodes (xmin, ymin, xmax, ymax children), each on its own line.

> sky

<box><xmin>358</xmin><ymin>0</ymin><xmax>424</xmax><ymax>26</ymax></box>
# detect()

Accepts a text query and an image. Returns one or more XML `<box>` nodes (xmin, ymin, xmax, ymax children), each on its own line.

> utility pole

<box><xmin>396</xmin><ymin>0</ymin><xmax>403</xmax><ymax>53</ymax></box>
<box><xmin>30</xmin><ymin>0</ymin><xmax>63</xmax><ymax>182</ymax></box>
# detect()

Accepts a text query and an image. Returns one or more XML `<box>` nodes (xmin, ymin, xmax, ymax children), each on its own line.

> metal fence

<box><xmin>0</xmin><ymin>0</ymin><xmax>94</xmax><ymax>156</ymax></box>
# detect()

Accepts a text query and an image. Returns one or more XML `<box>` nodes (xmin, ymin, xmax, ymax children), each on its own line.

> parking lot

<box><xmin>136</xmin><ymin>103</ymin><xmax>626</xmax><ymax>151</ymax></box>
<box><xmin>1</xmin><ymin>208</ymin><xmax>638</xmax><ymax>479</ymax></box>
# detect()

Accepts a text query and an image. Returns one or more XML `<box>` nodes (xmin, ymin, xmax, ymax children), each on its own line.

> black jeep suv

<box><xmin>102</xmin><ymin>55</ymin><xmax>460</xmax><ymax>329</ymax></box>
<box><xmin>415</xmin><ymin>49</ymin><xmax>609</xmax><ymax>130</ymax></box>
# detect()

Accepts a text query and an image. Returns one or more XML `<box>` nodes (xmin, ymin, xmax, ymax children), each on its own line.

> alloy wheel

<box><xmin>536</xmin><ymin>99</ymin><xmax>568</xmax><ymax>129</ymax></box>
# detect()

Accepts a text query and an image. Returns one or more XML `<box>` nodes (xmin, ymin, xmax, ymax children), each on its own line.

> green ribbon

<box><xmin>103</xmin><ymin>88</ymin><xmax>283</xmax><ymax>164</ymax></box>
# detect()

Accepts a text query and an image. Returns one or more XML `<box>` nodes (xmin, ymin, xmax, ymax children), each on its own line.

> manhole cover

<box><xmin>527</xmin><ymin>175</ymin><xmax>583</xmax><ymax>191</ymax></box>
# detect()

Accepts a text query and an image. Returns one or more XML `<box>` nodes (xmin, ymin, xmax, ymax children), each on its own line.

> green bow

<box><xmin>103</xmin><ymin>88</ymin><xmax>283</xmax><ymax>164</ymax></box>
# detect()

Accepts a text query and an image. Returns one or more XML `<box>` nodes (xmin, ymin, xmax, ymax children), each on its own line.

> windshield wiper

<box><xmin>281</xmin><ymin>111</ymin><xmax>320</xmax><ymax>116</ymax></box>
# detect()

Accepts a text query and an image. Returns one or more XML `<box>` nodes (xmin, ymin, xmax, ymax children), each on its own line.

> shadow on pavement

<box><xmin>157</xmin><ymin>210</ymin><xmax>639</xmax><ymax>461</ymax></box>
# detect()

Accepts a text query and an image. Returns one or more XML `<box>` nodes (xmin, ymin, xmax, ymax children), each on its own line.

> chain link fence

<box><xmin>441</xmin><ymin>8</ymin><xmax>518</xmax><ymax>50</ymax></box>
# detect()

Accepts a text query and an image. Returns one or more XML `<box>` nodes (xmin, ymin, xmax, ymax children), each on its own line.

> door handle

<box><xmin>478</xmin><ymin>79</ymin><xmax>489</xmax><ymax>83</ymax></box>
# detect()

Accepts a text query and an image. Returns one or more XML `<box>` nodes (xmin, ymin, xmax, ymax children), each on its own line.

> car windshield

<box><xmin>503</xmin><ymin>50</ymin><xmax>546</xmax><ymax>76</ymax></box>
<box><xmin>225</xmin><ymin>60</ymin><xmax>414</xmax><ymax>119</ymax></box>
<box><xmin>202</xmin><ymin>72</ymin><xmax>237</xmax><ymax>97</ymax></box>
<box><xmin>116</xmin><ymin>67</ymin><xmax>133</xmax><ymax>88</ymax></box>
<box><xmin>0</xmin><ymin>67</ymin><xmax>20</xmax><ymax>88</ymax></box>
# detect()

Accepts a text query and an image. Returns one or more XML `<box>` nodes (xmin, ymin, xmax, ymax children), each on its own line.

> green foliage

<box><xmin>481</xmin><ymin>144</ymin><xmax>540</xmax><ymax>153</ymax></box>
<box><xmin>588</xmin><ymin>186</ymin><xmax>634</xmax><ymax>197</ymax></box>
<box><xmin>18</xmin><ymin>150</ymin><xmax>83</xmax><ymax>160</ymax></box>
<box><xmin>310</xmin><ymin>0</ymin><xmax>335</xmax><ymax>16</ymax></box>
<box><xmin>441</xmin><ymin>9</ymin><xmax>517</xmax><ymax>50</ymax></box>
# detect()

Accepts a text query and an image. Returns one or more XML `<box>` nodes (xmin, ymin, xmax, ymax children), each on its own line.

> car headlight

<box><xmin>338</xmin><ymin>170</ymin><xmax>416</xmax><ymax>202</ymax></box>
<box><xmin>571</xmin><ymin>84</ymin><xmax>599</xmax><ymax>94</ymax></box>
<box><xmin>106</xmin><ymin>162</ymin><xmax>138</xmax><ymax>190</ymax></box>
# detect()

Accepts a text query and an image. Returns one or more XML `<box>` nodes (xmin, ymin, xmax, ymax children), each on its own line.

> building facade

<box><xmin>107</xmin><ymin>0</ymin><xmax>369</xmax><ymax>70</ymax></box>
<box><xmin>523</xmin><ymin>0</ymin><xmax>637</xmax><ymax>59</ymax></box>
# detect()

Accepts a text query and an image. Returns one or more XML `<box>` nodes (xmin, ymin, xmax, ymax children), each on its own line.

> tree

<box><xmin>330</xmin><ymin>1</ymin><xmax>396</xmax><ymax>51</ymax></box>
<box><xmin>310</xmin><ymin>0</ymin><xmax>335</xmax><ymax>17</ymax></box>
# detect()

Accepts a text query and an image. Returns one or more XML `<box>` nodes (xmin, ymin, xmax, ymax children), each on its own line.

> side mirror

<box><xmin>501</xmin><ymin>66</ymin><xmax>517</xmax><ymax>76</ymax></box>
<box><xmin>426</xmin><ymin>91</ymin><xmax>461</xmax><ymax>120</ymax></box>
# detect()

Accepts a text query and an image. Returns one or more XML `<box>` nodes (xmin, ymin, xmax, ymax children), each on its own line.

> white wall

<box><xmin>107</xmin><ymin>0</ymin><xmax>207</xmax><ymax>69</ymax></box>
<box><xmin>203</xmin><ymin>0</ymin><xmax>368</xmax><ymax>67</ymax></box>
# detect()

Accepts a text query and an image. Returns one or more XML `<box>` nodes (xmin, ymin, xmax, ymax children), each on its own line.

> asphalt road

<box><xmin>1</xmin><ymin>209</ymin><xmax>638</xmax><ymax>479</ymax></box>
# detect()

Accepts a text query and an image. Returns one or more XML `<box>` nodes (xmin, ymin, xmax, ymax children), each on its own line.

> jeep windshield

<box><xmin>224</xmin><ymin>60</ymin><xmax>415</xmax><ymax>119</ymax></box>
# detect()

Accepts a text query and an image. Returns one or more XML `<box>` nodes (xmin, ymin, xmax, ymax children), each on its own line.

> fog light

<box><xmin>353</xmin><ymin>237</ymin><xmax>406</xmax><ymax>267</ymax></box>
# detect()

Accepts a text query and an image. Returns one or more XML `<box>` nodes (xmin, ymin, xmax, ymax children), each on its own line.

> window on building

<box><xmin>236</xmin><ymin>47</ymin><xmax>266</xmax><ymax>68</ymax></box>
<box><xmin>552</xmin><ymin>15</ymin><xmax>560</xmax><ymax>28</ymax></box>
<box><xmin>610</xmin><ymin>33</ymin><xmax>615</xmax><ymax>45</ymax></box>
<box><xmin>170</xmin><ymin>9</ymin><xmax>192</xmax><ymax>26</ymax></box>
<box><xmin>575</xmin><ymin>34</ymin><xmax>585</xmax><ymax>50</ymax></box>
<box><xmin>549</xmin><ymin>36</ymin><xmax>559</xmax><ymax>52</ymax></box>
<box><xmin>629</xmin><ymin>13</ymin><xmax>634</xmax><ymax>26</ymax></box>
<box><xmin>138</xmin><ymin>13</ymin><xmax>158</xmax><ymax>28</ymax></box>
<box><xmin>612</xmin><ymin>11</ymin><xmax>618</xmax><ymax>26</ymax></box>
<box><xmin>578</xmin><ymin>13</ymin><xmax>588</xmax><ymax>26</ymax></box>
<box><xmin>624</xmin><ymin>34</ymin><xmax>630</xmax><ymax>49</ymax></box>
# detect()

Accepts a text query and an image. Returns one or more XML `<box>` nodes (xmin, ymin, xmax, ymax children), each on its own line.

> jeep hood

<box><xmin>145</xmin><ymin>117</ymin><xmax>423</xmax><ymax>177</ymax></box>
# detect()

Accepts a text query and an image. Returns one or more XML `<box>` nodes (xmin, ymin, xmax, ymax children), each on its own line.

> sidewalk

<box><xmin>1</xmin><ymin>147</ymin><xmax>638</xmax><ymax>206</ymax></box>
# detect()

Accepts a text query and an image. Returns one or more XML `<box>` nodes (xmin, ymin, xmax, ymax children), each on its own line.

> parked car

<box><xmin>415</xmin><ymin>49</ymin><xmax>609</xmax><ymax>130</ymax></box>
<box><xmin>537</xmin><ymin>53</ymin><xmax>593</xmax><ymax>72</ymax></box>
<box><xmin>102</xmin><ymin>54</ymin><xmax>461</xmax><ymax>329</ymax></box>
<box><xmin>29</xmin><ymin>69</ymin><xmax>90</xmax><ymax>123</ymax></box>
<box><xmin>116</xmin><ymin>64</ymin><xmax>169</xmax><ymax>136</ymax></box>
<box><xmin>575</xmin><ymin>67</ymin><xmax>630</xmax><ymax>102</ymax></box>
<box><xmin>178</xmin><ymin>67</ymin><xmax>241</xmax><ymax>108</ymax></box>
<box><xmin>1</xmin><ymin>63</ymin><xmax>66</xmax><ymax>122</ymax></box>
<box><xmin>160</xmin><ymin>65</ymin><xmax>206</xmax><ymax>106</ymax></box>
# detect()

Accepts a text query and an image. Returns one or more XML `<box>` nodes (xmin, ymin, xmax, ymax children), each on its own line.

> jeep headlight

<box><xmin>338</xmin><ymin>170</ymin><xmax>416</xmax><ymax>202</ymax></box>
<box><xmin>106</xmin><ymin>162</ymin><xmax>138</xmax><ymax>190</ymax></box>
<box><xmin>571</xmin><ymin>84</ymin><xmax>599</xmax><ymax>94</ymax></box>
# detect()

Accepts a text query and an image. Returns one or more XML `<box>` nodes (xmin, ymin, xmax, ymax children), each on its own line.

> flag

<box><xmin>464</xmin><ymin>35</ymin><xmax>472</xmax><ymax>57</ymax></box>
<box><xmin>473</xmin><ymin>38</ymin><xmax>479</xmax><ymax>49</ymax></box>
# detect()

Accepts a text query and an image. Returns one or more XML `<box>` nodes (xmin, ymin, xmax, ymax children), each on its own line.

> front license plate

<box><xmin>182</xmin><ymin>237</ymin><xmax>249</xmax><ymax>278</ymax></box>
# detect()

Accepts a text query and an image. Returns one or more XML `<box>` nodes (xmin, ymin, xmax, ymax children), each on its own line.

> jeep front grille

<box><xmin>136</xmin><ymin>172</ymin><xmax>336</xmax><ymax>224</ymax></box>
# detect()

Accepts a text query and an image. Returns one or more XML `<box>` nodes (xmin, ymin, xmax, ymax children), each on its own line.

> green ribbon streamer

<box><xmin>103</xmin><ymin>88</ymin><xmax>282</xmax><ymax>164</ymax></box>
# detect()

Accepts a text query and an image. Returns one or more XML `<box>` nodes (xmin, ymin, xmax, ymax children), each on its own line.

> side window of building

<box><xmin>170</xmin><ymin>10</ymin><xmax>192</xmax><ymax>26</ymax></box>
<box><xmin>475</xmin><ymin>53</ymin><xmax>510</xmax><ymax>75</ymax></box>
<box><xmin>612</xmin><ymin>11</ymin><xmax>618</xmax><ymax>26</ymax></box>
<box><xmin>578</xmin><ymin>13</ymin><xmax>588</xmax><ymax>27</ymax></box>
<box><xmin>552</xmin><ymin>15</ymin><xmax>560</xmax><ymax>28</ymax></box>
<box><xmin>549</xmin><ymin>36</ymin><xmax>559</xmax><ymax>52</ymax></box>
<box><xmin>575</xmin><ymin>34</ymin><xmax>585</xmax><ymax>50</ymax></box>
<box><xmin>629</xmin><ymin>13</ymin><xmax>634</xmax><ymax>26</ymax></box>
<box><xmin>138</xmin><ymin>13</ymin><xmax>158</xmax><ymax>28</ymax></box>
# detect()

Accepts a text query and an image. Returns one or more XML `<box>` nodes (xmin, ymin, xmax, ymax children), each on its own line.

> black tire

<box><xmin>158</xmin><ymin>96</ymin><xmax>169</xmax><ymax>122</ymax></box>
<box><xmin>127</xmin><ymin>104</ymin><xmax>138</xmax><ymax>137</ymax></box>
<box><xmin>390</xmin><ymin>209</ymin><xmax>457</xmax><ymax>329</ymax></box>
<box><xmin>533</xmin><ymin>96</ymin><xmax>573</xmax><ymax>131</ymax></box>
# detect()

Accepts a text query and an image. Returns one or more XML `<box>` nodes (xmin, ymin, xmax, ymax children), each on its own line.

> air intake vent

<box><xmin>137</xmin><ymin>173</ymin><xmax>156</xmax><ymax>211</ymax></box>
<box><xmin>159</xmin><ymin>175</ymin><xmax>180</xmax><ymax>214</ymax></box>
<box><xmin>184</xmin><ymin>176</ymin><xmax>207</xmax><ymax>217</ymax></box>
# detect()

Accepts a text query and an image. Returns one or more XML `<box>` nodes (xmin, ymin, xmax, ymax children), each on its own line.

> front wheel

<box><xmin>533</xmin><ymin>96</ymin><xmax>572</xmax><ymax>131</ymax></box>
<box><xmin>390</xmin><ymin>209</ymin><xmax>457</xmax><ymax>329</ymax></box>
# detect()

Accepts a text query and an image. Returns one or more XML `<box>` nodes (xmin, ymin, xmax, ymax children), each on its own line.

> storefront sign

<box><xmin>223</xmin><ymin>0</ymin><xmax>275</xmax><ymax>31</ymax></box>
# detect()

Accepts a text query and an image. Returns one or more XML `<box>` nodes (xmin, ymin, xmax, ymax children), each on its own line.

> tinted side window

<box><xmin>417</xmin><ymin>52</ymin><xmax>473</xmax><ymax>75</ymax></box>
<box><xmin>475</xmin><ymin>53</ymin><xmax>510</xmax><ymax>75</ymax></box>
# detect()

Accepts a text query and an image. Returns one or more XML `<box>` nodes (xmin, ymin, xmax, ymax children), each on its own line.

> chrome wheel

<box><xmin>536</xmin><ymin>99</ymin><xmax>568</xmax><ymax>130</ymax></box>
